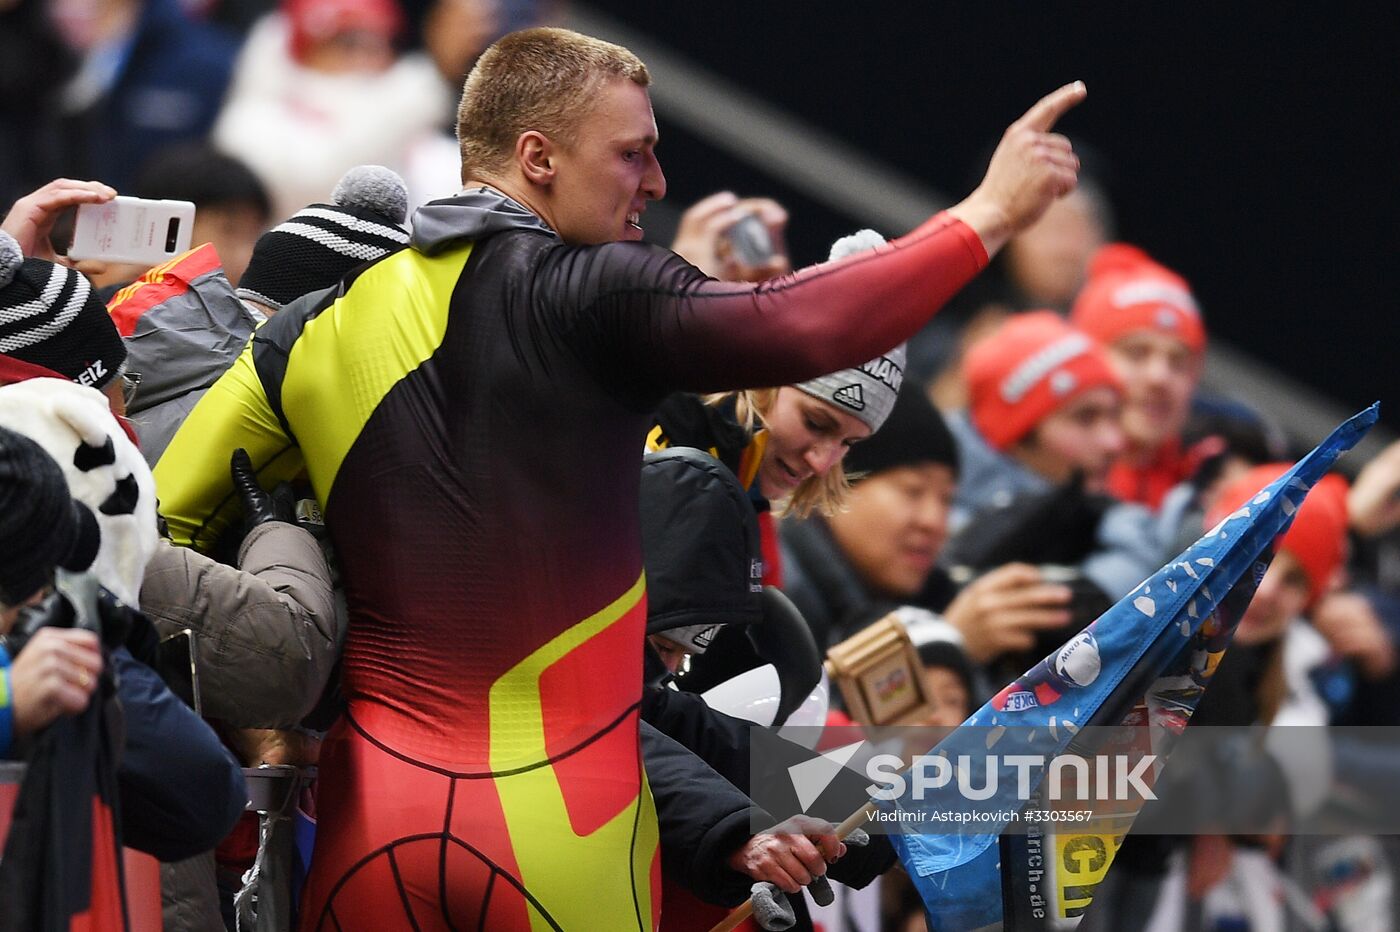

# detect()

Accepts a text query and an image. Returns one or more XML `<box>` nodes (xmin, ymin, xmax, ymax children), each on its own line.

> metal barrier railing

<box><xmin>235</xmin><ymin>764</ymin><xmax>312</xmax><ymax>932</ymax></box>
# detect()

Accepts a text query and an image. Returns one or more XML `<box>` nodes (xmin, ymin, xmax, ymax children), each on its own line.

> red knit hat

<box><xmin>1205</xmin><ymin>464</ymin><xmax>1350</xmax><ymax>607</ymax></box>
<box><xmin>284</xmin><ymin>0</ymin><xmax>403</xmax><ymax>62</ymax></box>
<box><xmin>965</xmin><ymin>310</ymin><xmax>1123</xmax><ymax>451</ymax></box>
<box><xmin>1070</xmin><ymin>244</ymin><xmax>1206</xmax><ymax>354</ymax></box>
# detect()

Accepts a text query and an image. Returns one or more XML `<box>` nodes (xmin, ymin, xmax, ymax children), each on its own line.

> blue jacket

<box><xmin>78</xmin><ymin>0</ymin><xmax>238</xmax><ymax>188</ymax></box>
<box><xmin>947</xmin><ymin>411</ymin><xmax>1162</xmax><ymax>600</ymax></box>
<box><xmin>110</xmin><ymin>646</ymin><xmax>247</xmax><ymax>860</ymax></box>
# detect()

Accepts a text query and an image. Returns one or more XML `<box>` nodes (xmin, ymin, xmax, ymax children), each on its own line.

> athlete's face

<box><xmin>1013</xmin><ymin>386</ymin><xmax>1125</xmax><ymax>491</ymax></box>
<box><xmin>1106</xmin><ymin>330</ymin><xmax>1201</xmax><ymax>453</ymax></box>
<box><xmin>756</xmin><ymin>388</ymin><xmax>871</xmax><ymax>501</ymax></box>
<box><xmin>547</xmin><ymin>78</ymin><xmax>666</xmax><ymax>245</ymax></box>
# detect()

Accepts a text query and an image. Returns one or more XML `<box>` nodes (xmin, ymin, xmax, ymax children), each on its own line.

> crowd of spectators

<box><xmin>0</xmin><ymin>7</ymin><xmax>1397</xmax><ymax>932</ymax></box>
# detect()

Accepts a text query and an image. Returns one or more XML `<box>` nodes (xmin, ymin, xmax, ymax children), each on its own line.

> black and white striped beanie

<box><xmin>0</xmin><ymin>231</ymin><xmax>126</xmax><ymax>389</ymax></box>
<box><xmin>236</xmin><ymin>165</ymin><xmax>411</xmax><ymax>311</ymax></box>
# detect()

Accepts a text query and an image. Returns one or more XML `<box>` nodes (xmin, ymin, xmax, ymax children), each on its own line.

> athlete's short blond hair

<box><xmin>457</xmin><ymin>27</ymin><xmax>651</xmax><ymax>183</ymax></box>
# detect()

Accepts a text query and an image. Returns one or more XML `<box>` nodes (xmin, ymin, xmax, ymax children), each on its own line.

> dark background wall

<box><xmin>588</xmin><ymin>1</ymin><xmax>1400</xmax><ymax>426</ymax></box>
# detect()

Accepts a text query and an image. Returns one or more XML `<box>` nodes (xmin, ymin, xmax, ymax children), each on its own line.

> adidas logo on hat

<box><xmin>833</xmin><ymin>383</ymin><xmax>866</xmax><ymax>411</ymax></box>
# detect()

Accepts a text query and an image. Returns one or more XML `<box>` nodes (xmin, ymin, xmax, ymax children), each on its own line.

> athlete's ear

<box><xmin>517</xmin><ymin>131</ymin><xmax>556</xmax><ymax>187</ymax></box>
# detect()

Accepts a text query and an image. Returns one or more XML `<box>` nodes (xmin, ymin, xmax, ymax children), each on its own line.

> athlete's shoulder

<box><xmin>535</xmin><ymin>239</ymin><xmax>709</xmax><ymax>303</ymax></box>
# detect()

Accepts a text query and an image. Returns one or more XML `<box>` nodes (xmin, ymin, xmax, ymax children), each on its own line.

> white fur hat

<box><xmin>0</xmin><ymin>380</ymin><xmax>157</xmax><ymax>606</ymax></box>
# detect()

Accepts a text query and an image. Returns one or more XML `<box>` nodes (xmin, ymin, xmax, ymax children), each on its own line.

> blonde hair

<box><xmin>457</xmin><ymin>27</ymin><xmax>651</xmax><ymax>183</ymax></box>
<box><xmin>710</xmin><ymin>389</ymin><xmax>853</xmax><ymax>519</ymax></box>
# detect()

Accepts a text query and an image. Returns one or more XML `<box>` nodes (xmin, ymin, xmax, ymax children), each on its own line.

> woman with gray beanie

<box><xmin>646</xmin><ymin>230</ymin><xmax>906</xmax><ymax>585</ymax></box>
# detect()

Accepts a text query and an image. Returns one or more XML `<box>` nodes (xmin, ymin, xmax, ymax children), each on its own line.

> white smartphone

<box><xmin>68</xmin><ymin>196</ymin><xmax>195</xmax><ymax>265</ymax></box>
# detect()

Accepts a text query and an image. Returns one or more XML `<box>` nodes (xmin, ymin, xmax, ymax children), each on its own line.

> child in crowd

<box><xmin>1071</xmin><ymin>243</ymin><xmax>1209</xmax><ymax>511</ymax></box>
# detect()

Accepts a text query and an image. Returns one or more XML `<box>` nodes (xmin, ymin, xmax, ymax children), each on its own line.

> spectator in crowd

<box><xmin>947</xmin><ymin>310</ymin><xmax>1160</xmax><ymax>609</ymax></box>
<box><xmin>213</xmin><ymin>0</ymin><xmax>451</xmax><ymax>218</ymax></box>
<box><xmin>648</xmin><ymin>230</ymin><xmax>897</xmax><ymax>586</ymax></box>
<box><xmin>1071</xmin><ymin>243</ymin><xmax>1209</xmax><ymax>511</ymax></box>
<box><xmin>155</xmin><ymin>25</ymin><xmax>1085</xmax><ymax>928</ymax></box>
<box><xmin>0</xmin><ymin>230</ymin><xmax>134</xmax><ymax>424</ymax></box>
<box><xmin>999</xmin><ymin>177</ymin><xmax>1113</xmax><ymax>313</ymax></box>
<box><xmin>1120</xmin><ymin>465</ymin><xmax>1358</xmax><ymax>932</ymax></box>
<box><xmin>131</xmin><ymin>144</ymin><xmax>273</xmax><ymax>287</ymax></box>
<box><xmin>641</xmin><ymin>448</ymin><xmax>769</xmax><ymax>680</ymax></box>
<box><xmin>0</xmin><ymin>216</ymin><xmax>341</xmax><ymax>928</ymax></box>
<box><xmin>0</xmin><ymin>0</ymin><xmax>237</xmax><ymax>198</ymax></box>
<box><xmin>107</xmin><ymin>243</ymin><xmax>266</xmax><ymax>464</ymax></box>
<box><xmin>1155</xmin><ymin>398</ymin><xmax>1286</xmax><ymax>559</ymax></box>
<box><xmin>637</xmin><ymin>448</ymin><xmax>876</xmax><ymax>931</ymax></box>
<box><xmin>0</xmin><ymin>426</ymin><xmax>104</xmax><ymax>757</ymax></box>
<box><xmin>669</xmin><ymin>190</ymin><xmax>791</xmax><ymax>283</ymax></box>
<box><xmin>641</xmin><ymin>447</ymin><xmax>890</xmax><ymax>923</ymax></box>
<box><xmin>1322</xmin><ymin>438</ymin><xmax>1400</xmax><ymax>726</ymax></box>
<box><xmin>0</xmin><ymin>423</ymin><xmax>128</xmax><ymax>929</ymax></box>
<box><xmin>1206</xmin><ymin>465</ymin><xmax>1352</xmax><ymax>726</ymax></box>
<box><xmin>914</xmin><ymin>173</ymin><xmax>1114</xmax><ymax>415</ymax></box>
<box><xmin>232</xmin><ymin>164</ymin><xmax>410</xmax><ymax>316</ymax></box>
<box><xmin>109</xmin><ymin>165</ymin><xmax>410</xmax><ymax>464</ymax></box>
<box><xmin>781</xmin><ymin>384</ymin><xmax>1073</xmax><ymax>679</ymax></box>
<box><xmin>0</xmin><ymin>378</ymin><xmax>247</xmax><ymax>865</ymax></box>
<box><xmin>903</xmin><ymin>607</ymin><xmax>975</xmax><ymax>727</ymax></box>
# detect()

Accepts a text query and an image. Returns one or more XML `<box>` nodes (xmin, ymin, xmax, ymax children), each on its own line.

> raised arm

<box><xmin>945</xmin><ymin>81</ymin><xmax>1086</xmax><ymax>254</ymax></box>
<box><xmin>562</xmin><ymin>83</ymin><xmax>1087</xmax><ymax>397</ymax></box>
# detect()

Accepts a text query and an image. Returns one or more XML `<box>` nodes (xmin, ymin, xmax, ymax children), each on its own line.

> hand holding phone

<box><xmin>723</xmin><ymin>212</ymin><xmax>778</xmax><ymax>268</ymax></box>
<box><xmin>671</xmin><ymin>192</ymin><xmax>790</xmax><ymax>283</ymax></box>
<box><xmin>68</xmin><ymin>196</ymin><xmax>195</xmax><ymax>266</ymax></box>
<box><xmin>1</xmin><ymin>178</ymin><xmax>116</xmax><ymax>262</ymax></box>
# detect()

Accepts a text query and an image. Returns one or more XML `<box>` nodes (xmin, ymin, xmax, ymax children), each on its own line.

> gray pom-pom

<box><xmin>0</xmin><ymin>231</ymin><xmax>22</xmax><ymax>289</ymax></box>
<box><xmin>827</xmin><ymin>228</ymin><xmax>886</xmax><ymax>263</ymax></box>
<box><xmin>332</xmin><ymin>165</ymin><xmax>409</xmax><ymax>225</ymax></box>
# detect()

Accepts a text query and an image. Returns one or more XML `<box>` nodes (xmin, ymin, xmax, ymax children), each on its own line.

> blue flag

<box><xmin>883</xmin><ymin>404</ymin><xmax>1377</xmax><ymax>931</ymax></box>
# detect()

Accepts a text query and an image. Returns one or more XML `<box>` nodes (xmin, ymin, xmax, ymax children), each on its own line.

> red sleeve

<box><xmin>543</xmin><ymin>212</ymin><xmax>988</xmax><ymax>403</ymax></box>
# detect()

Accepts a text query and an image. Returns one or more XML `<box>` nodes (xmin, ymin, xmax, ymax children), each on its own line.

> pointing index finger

<box><xmin>1016</xmin><ymin>81</ymin><xmax>1087</xmax><ymax>133</ymax></box>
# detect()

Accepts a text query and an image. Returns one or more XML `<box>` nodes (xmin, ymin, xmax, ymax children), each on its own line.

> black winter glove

<box><xmin>231</xmin><ymin>448</ymin><xmax>296</xmax><ymax>533</ymax></box>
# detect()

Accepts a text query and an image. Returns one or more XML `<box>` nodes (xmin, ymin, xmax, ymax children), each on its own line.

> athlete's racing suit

<box><xmin>153</xmin><ymin>189</ymin><xmax>986</xmax><ymax>930</ymax></box>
